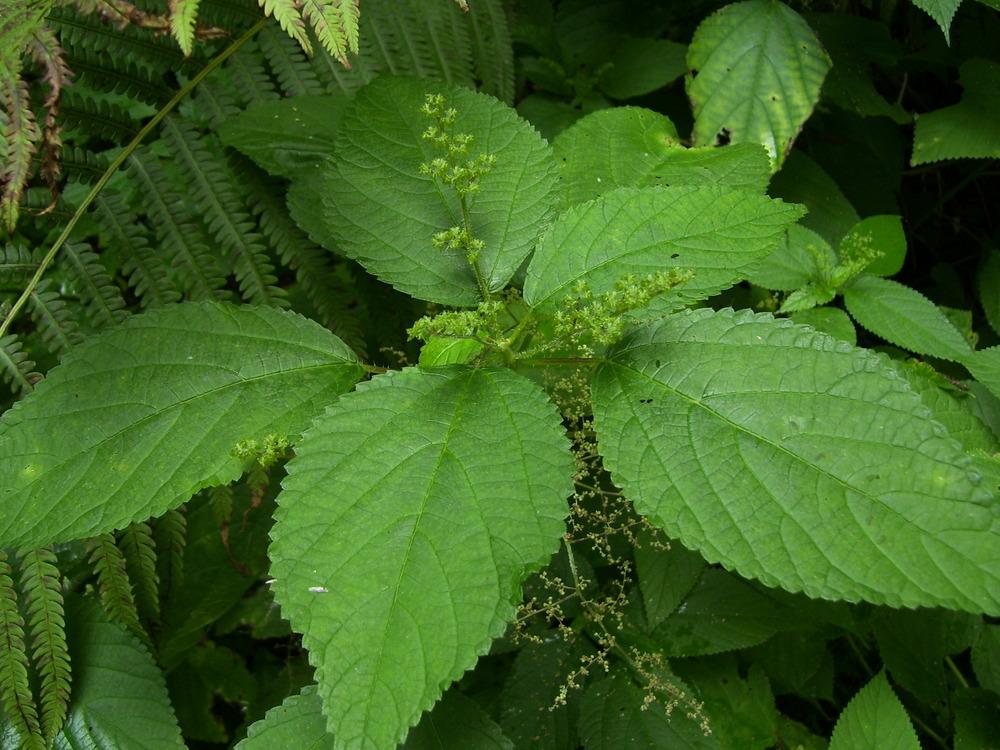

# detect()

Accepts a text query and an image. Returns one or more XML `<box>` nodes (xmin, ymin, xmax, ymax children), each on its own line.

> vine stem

<box><xmin>0</xmin><ymin>16</ymin><xmax>270</xmax><ymax>341</ymax></box>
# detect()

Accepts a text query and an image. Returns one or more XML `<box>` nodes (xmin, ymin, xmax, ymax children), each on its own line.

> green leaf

<box><xmin>403</xmin><ymin>691</ymin><xmax>513</xmax><ymax>749</ymax></box>
<box><xmin>0</xmin><ymin>302</ymin><xmax>362</xmax><ymax>550</ymax></box>
<box><xmin>418</xmin><ymin>337</ymin><xmax>484</xmax><ymax>367</ymax></box>
<box><xmin>769</xmin><ymin>152</ymin><xmax>860</xmax><ymax>245</ymax></box>
<box><xmin>0</xmin><ymin>597</ymin><xmax>185</xmax><ymax>749</ymax></box>
<box><xmin>168</xmin><ymin>643</ymin><xmax>256</xmax><ymax>743</ymax></box>
<box><xmin>979</xmin><ymin>250</ymin><xmax>1000</xmax><ymax>337</ymax></box>
<box><xmin>910</xmin><ymin>0</ymin><xmax>963</xmax><ymax>42</ymax></box>
<box><xmin>634</xmin><ymin>533</ymin><xmax>706</xmax><ymax>628</ymax></box>
<box><xmin>789</xmin><ymin>307</ymin><xmax>857</xmax><ymax>345</ymax></box>
<box><xmin>676</xmin><ymin>658</ymin><xmax>776</xmax><ymax>750</ymax></box>
<box><xmin>954</xmin><ymin>688</ymin><xmax>1000</xmax><ymax>750</ymax></box>
<box><xmin>578</xmin><ymin>668</ymin><xmax>719</xmax><ymax>750</ymax></box>
<box><xmin>745</xmin><ymin>225</ymin><xmax>836</xmax><ymax>291</ymax></box>
<box><xmin>972</xmin><ymin>624</ymin><xmax>1000</xmax><ymax>694</ymax></box>
<box><xmin>552</xmin><ymin>108</ymin><xmax>771</xmax><ymax>208</ymax></box>
<box><xmin>524</xmin><ymin>186</ymin><xmax>804</xmax><ymax>312</ymax></box>
<box><xmin>686</xmin><ymin>0</ymin><xmax>831</xmax><ymax>168</ymax></box>
<box><xmin>217</xmin><ymin>96</ymin><xmax>347</xmax><ymax>179</ymax></box>
<box><xmin>651</xmin><ymin>570</ymin><xmax>803</xmax><ymax>657</ymax></box>
<box><xmin>839</xmin><ymin>215</ymin><xmax>907</xmax><ymax>277</ymax></box>
<box><xmin>316</xmin><ymin>76</ymin><xmax>558</xmax><ymax>305</ymax></box>
<box><xmin>237</xmin><ymin>686</ymin><xmax>333</xmax><ymax>749</ymax></box>
<box><xmin>499</xmin><ymin>639</ymin><xmax>580</xmax><ymax>750</ymax></box>
<box><xmin>269</xmin><ymin>367</ymin><xmax>574</xmax><ymax>749</ymax></box>
<box><xmin>598</xmin><ymin>38</ymin><xmax>687</xmax><ymax>100</ymax></box>
<box><xmin>591</xmin><ymin>308</ymin><xmax>1000</xmax><ymax>613</ymax></box>
<box><xmin>912</xmin><ymin>59</ymin><xmax>1000</xmax><ymax>165</ymax></box>
<box><xmin>843</xmin><ymin>275</ymin><xmax>974</xmax><ymax>361</ymax></box>
<box><xmin>828</xmin><ymin>672</ymin><xmax>920</xmax><ymax>750</ymax></box>
<box><xmin>873</xmin><ymin>608</ymin><xmax>981</xmax><ymax>702</ymax></box>
<box><xmin>968</xmin><ymin>346</ymin><xmax>1000</xmax><ymax>401</ymax></box>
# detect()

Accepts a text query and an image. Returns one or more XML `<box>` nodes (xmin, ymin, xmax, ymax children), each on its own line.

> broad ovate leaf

<box><xmin>843</xmin><ymin>275</ymin><xmax>973</xmax><ymax>361</ymax></box>
<box><xmin>828</xmin><ymin>672</ymin><xmax>920</xmax><ymax>750</ymax></box>
<box><xmin>592</xmin><ymin>308</ymin><xmax>1000</xmax><ymax>613</ymax></box>
<box><xmin>686</xmin><ymin>0</ymin><xmax>831</xmax><ymax>168</ymax></box>
<box><xmin>0</xmin><ymin>302</ymin><xmax>363</xmax><ymax>549</ymax></box>
<box><xmin>552</xmin><ymin>108</ymin><xmax>771</xmax><ymax>208</ymax></box>
<box><xmin>319</xmin><ymin>76</ymin><xmax>558</xmax><ymax>305</ymax></box>
<box><xmin>912</xmin><ymin>59</ymin><xmax>1000</xmax><ymax>165</ymax></box>
<box><xmin>269</xmin><ymin>366</ymin><xmax>573</xmax><ymax>749</ymax></box>
<box><xmin>839</xmin><ymin>215</ymin><xmax>907</xmax><ymax>277</ymax></box>
<box><xmin>909</xmin><ymin>0</ymin><xmax>962</xmax><ymax>42</ymax></box>
<box><xmin>524</xmin><ymin>186</ymin><xmax>804</xmax><ymax>312</ymax></box>
<box><xmin>598</xmin><ymin>38</ymin><xmax>687</xmax><ymax>100</ymax></box>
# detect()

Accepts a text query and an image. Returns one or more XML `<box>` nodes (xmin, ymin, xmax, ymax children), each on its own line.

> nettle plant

<box><xmin>2</xmin><ymin>1</ymin><xmax>1000</xmax><ymax>749</ymax></box>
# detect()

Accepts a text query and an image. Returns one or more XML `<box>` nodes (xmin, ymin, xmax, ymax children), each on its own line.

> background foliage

<box><xmin>1</xmin><ymin>0</ymin><xmax>999</xmax><ymax>748</ymax></box>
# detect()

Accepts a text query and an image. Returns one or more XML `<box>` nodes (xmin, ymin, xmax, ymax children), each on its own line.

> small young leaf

<box><xmin>912</xmin><ymin>59</ymin><xmax>1000</xmax><ymax>165</ymax></box>
<box><xmin>553</xmin><ymin>108</ymin><xmax>771</xmax><ymax>208</ymax></box>
<box><xmin>843</xmin><ymin>275</ymin><xmax>973</xmax><ymax>361</ymax></box>
<box><xmin>315</xmin><ymin>76</ymin><xmax>558</xmax><ymax>305</ymax></box>
<box><xmin>686</xmin><ymin>0</ymin><xmax>831</xmax><ymax>168</ymax></box>
<box><xmin>828</xmin><ymin>672</ymin><xmax>920</xmax><ymax>750</ymax></box>
<box><xmin>0</xmin><ymin>302</ymin><xmax>363</xmax><ymax>549</ymax></box>
<box><xmin>524</xmin><ymin>186</ymin><xmax>804</xmax><ymax>312</ymax></box>
<box><xmin>269</xmin><ymin>367</ymin><xmax>573</xmax><ymax>749</ymax></box>
<box><xmin>769</xmin><ymin>151</ymin><xmax>860</xmax><ymax>245</ymax></box>
<box><xmin>237</xmin><ymin>686</ymin><xmax>331</xmax><ymax>749</ymax></box>
<box><xmin>418</xmin><ymin>337</ymin><xmax>483</xmax><ymax>367</ymax></box>
<box><xmin>591</xmin><ymin>308</ymin><xmax>1000</xmax><ymax>613</ymax></box>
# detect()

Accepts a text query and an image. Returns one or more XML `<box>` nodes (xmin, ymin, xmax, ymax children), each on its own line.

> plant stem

<box><xmin>458</xmin><ymin>194</ymin><xmax>491</xmax><ymax>301</ymax></box>
<box><xmin>0</xmin><ymin>16</ymin><xmax>270</xmax><ymax>341</ymax></box>
<box><xmin>516</xmin><ymin>356</ymin><xmax>603</xmax><ymax>367</ymax></box>
<box><xmin>945</xmin><ymin>655</ymin><xmax>970</xmax><ymax>689</ymax></box>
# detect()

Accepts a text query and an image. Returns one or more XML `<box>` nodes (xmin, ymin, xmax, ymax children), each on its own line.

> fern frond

<box><xmin>0</xmin><ymin>551</ymin><xmax>43</xmax><ymax>744</ymax></box>
<box><xmin>118</xmin><ymin>521</ymin><xmax>161</xmax><ymax>626</ymax></box>
<box><xmin>466</xmin><ymin>0</ymin><xmax>515</xmax><ymax>105</ymax></box>
<box><xmin>259</xmin><ymin>26</ymin><xmax>325</xmax><ymax>96</ymax></box>
<box><xmin>59</xmin><ymin>241</ymin><xmax>129</xmax><ymax>328</ymax></box>
<box><xmin>226</xmin><ymin>43</ymin><xmax>280</xmax><ymax>104</ymax></box>
<box><xmin>239</xmin><ymin>163</ymin><xmax>367</xmax><ymax>354</ymax></box>
<box><xmin>300</xmin><ymin>0</ymin><xmax>360</xmax><ymax>66</ymax></box>
<box><xmin>93</xmin><ymin>192</ymin><xmax>180</xmax><ymax>308</ymax></box>
<box><xmin>52</xmin><ymin>3</ymin><xmax>187</xmax><ymax>73</ymax></box>
<box><xmin>63</xmin><ymin>46</ymin><xmax>171</xmax><ymax>105</ymax></box>
<box><xmin>209</xmin><ymin>483</ymin><xmax>235</xmax><ymax>528</ymax></box>
<box><xmin>154</xmin><ymin>508</ymin><xmax>186</xmax><ymax>605</ymax></box>
<box><xmin>197</xmin><ymin>0</ymin><xmax>261</xmax><ymax>28</ymax></box>
<box><xmin>161</xmin><ymin>118</ymin><xmax>287</xmax><ymax>306</ymax></box>
<box><xmin>1</xmin><ymin>244</ymin><xmax>39</xmax><ymax>292</ymax></box>
<box><xmin>168</xmin><ymin>0</ymin><xmax>201</xmax><ymax>56</ymax></box>
<box><xmin>89</xmin><ymin>533</ymin><xmax>151</xmax><ymax>648</ymax></box>
<box><xmin>260</xmin><ymin>0</ymin><xmax>313</xmax><ymax>55</ymax></box>
<box><xmin>1</xmin><ymin>74</ymin><xmax>41</xmax><ymax>232</ymax></box>
<box><xmin>60</xmin><ymin>89</ymin><xmax>138</xmax><ymax>142</ymax></box>
<box><xmin>29</xmin><ymin>278</ymin><xmax>84</xmax><ymax>355</ymax></box>
<box><xmin>126</xmin><ymin>150</ymin><xmax>230</xmax><ymax>300</ymax></box>
<box><xmin>59</xmin><ymin>145</ymin><xmax>109</xmax><ymax>184</ymax></box>
<box><xmin>188</xmin><ymin>71</ymin><xmax>242</xmax><ymax>128</ymax></box>
<box><xmin>0</xmin><ymin>333</ymin><xmax>41</xmax><ymax>396</ymax></box>
<box><xmin>17</xmin><ymin>547</ymin><xmax>71</xmax><ymax>743</ymax></box>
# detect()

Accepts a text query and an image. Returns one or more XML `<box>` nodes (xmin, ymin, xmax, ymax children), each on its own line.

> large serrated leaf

<box><xmin>269</xmin><ymin>367</ymin><xmax>573</xmax><ymax>750</ymax></box>
<box><xmin>1</xmin><ymin>597</ymin><xmax>185</xmax><ymax>749</ymax></box>
<box><xmin>315</xmin><ymin>76</ymin><xmax>557</xmax><ymax>305</ymax></box>
<box><xmin>0</xmin><ymin>302</ymin><xmax>362</xmax><ymax>549</ymax></box>
<box><xmin>843</xmin><ymin>275</ymin><xmax>973</xmax><ymax>361</ymax></box>
<box><xmin>591</xmin><ymin>308</ymin><xmax>1000</xmax><ymax>613</ymax></box>
<box><xmin>686</xmin><ymin>0</ymin><xmax>830</xmax><ymax>168</ymax></box>
<box><xmin>524</xmin><ymin>186</ymin><xmax>804</xmax><ymax>312</ymax></box>
<box><xmin>910</xmin><ymin>0</ymin><xmax>963</xmax><ymax>42</ymax></box>
<box><xmin>828</xmin><ymin>672</ymin><xmax>920</xmax><ymax>750</ymax></box>
<box><xmin>552</xmin><ymin>108</ymin><xmax>771</xmax><ymax>208</ymax></box>
<box><xmin>912</xmin><ymin>59</ymin><xmax>1000</xmax><ymax>165</ymax></box>
<box><xmin>237</xmin><ymin>686</ymin><xmax>332</xmax><ymax>749</ymax></box>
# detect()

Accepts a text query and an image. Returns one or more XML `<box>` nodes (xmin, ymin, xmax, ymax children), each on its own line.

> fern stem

<box><xmin>0</xmin><ymin>14</ymin><xmax>270</xmax><ymax>341</ymax></box>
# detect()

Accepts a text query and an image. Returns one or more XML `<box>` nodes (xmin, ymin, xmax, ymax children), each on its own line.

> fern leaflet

<box><xmin>118</xmin><ymin>521</ymin><xmax>161</xmax><ymax>626</ymax></box>
<box><xmin>258</xmin><ymin>26</ymin><xmax>325</xmax><ymax>96</ymax></box>
<box><xmin>0</xmin><ymin>551</ymin><xmax>43</xmax><ymax>745</ymax></box>
<box><xmin>59</xmin><ymin>241</ymin><xmax>129</xmax><ymax>328</ymax></box>
<box><xmin>169</xmin><ymin>0</ymin><xmax>201</xmax><ymax>56</ymax></box>
<box><xmin>29</xmin><ymin>278</ymin><xmax>84</xmax><ymax>356</ymax></box>
<box><xmin>89</xmin><ymin>533</ymin><xmax>151</xmax><ymax>649</ymax></box>
<box><xmin>0</xmin><ymin>333</ymin><xmax>40</xmax><ymax>396</ymax></box>
<box><xmin>1</xmin><ymin>75</ymin><xmax>40</xmax><ymax>232</ymax></box>
<box><xmin>16</xmin><ymin>547</ymin><xmax>71</xmax><ymax>743</ymax></box>
<box><xmin>154</xmin><ymin>508</ymin><xmax>187</xmax><ymax>606</ymax></box>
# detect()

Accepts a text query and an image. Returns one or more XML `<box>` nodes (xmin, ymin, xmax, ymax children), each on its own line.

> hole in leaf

<box><xmin>715</xmin><ymin>127</ymin><xmax>731</xmax><ymax>146</ymax></box>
